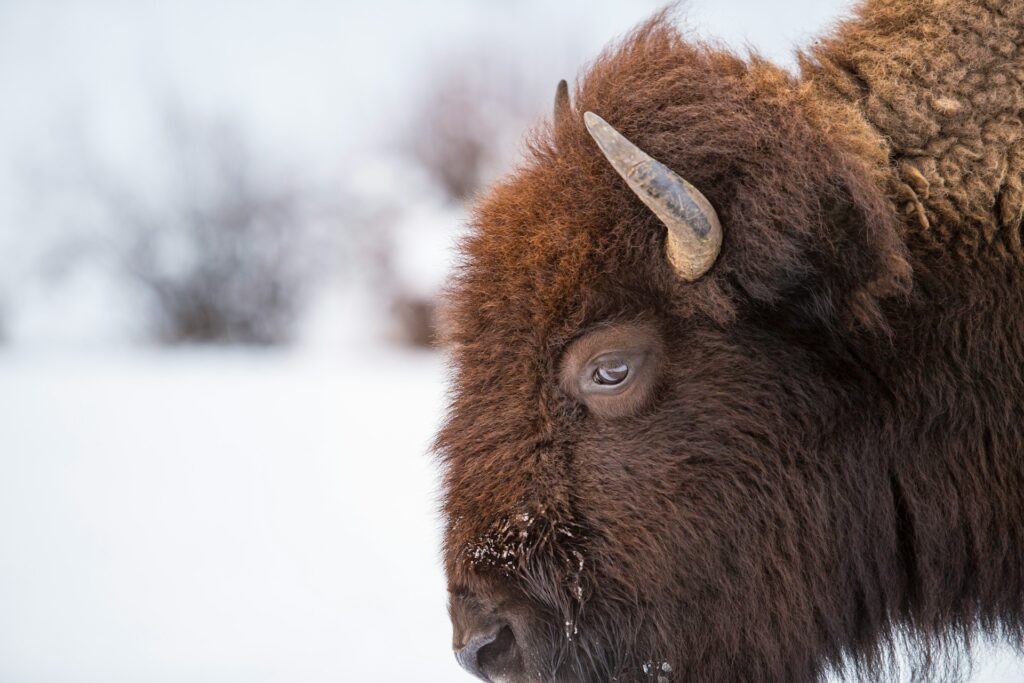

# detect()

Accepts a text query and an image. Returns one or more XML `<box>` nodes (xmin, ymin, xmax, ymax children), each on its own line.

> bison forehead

<box><xmin>442</xmin><ymin>21</ymin><xmax>876</xmax><ymax>351</ymax></box>
<box><xmin>449</xmin><ymin>165</ymin><xmax>667</xmax><ymax>349</ymax></box>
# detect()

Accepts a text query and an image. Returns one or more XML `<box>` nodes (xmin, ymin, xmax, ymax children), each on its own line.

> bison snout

<box><xmin>450</xmin><ymin>592</ymin><xmax>521</xmax><ymax>681</ymax></box>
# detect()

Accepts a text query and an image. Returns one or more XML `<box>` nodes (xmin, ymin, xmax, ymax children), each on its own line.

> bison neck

<box><xmin>799</xmin><ymin>0</ymin><xmax>1024</xmax><ymax>658</ymax></box>
<box><xmin>868</xmin><ymin>254</ymin><xmax>1024</xmax><ymax>659</ymax></box>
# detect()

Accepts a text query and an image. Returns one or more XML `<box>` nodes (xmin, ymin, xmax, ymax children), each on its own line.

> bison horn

<box><xmin>554</xmin><ymin>79</ymin><xmax>570</xmax><ymax>119</ymax></box>
<box><xmin>583</xmin><ymin>111</ymin><xmax>722</xmax><ymax>281</ymax></box>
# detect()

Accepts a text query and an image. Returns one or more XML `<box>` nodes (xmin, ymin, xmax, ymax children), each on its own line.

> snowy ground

<box><xmin>1</xmin><ymin>349</ymin><xmax>1023</xmax><ymax>683</ymax></box>
<box><xmin>0</xmin><ymin>349</ymin><xmax>453</xmax><ymax>682</ymax></box>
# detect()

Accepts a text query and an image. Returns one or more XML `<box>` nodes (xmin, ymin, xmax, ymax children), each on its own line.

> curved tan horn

<box><xmin>583</xmin><ymin>111</ymin><xmax>722</xmax><ymax>281</ymax></box>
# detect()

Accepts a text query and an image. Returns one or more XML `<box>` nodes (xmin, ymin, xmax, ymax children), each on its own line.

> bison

<box><xmin>436</xmin><ymin>1</ymin><xmax>1024</xmax><ymax>681</ymax></box>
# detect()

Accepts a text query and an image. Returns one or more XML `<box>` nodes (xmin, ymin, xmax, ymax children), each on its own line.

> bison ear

<box><xmin>786</xmin><ymin>168</ymin><xmax>912</xmax><ymax>334</ymax></box>
<box><xmin>726</xmin><ymin>159</ymin><xmax>912</xmax><ymax>336</ymax></box>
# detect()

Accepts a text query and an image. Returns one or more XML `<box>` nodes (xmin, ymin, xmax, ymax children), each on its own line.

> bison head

<box><xmin>436</xmin><ymin>19</ymin><xmax>912</xmax><ymax>683</ymax></box>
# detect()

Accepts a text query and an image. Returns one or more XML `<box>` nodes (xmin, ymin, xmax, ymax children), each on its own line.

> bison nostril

<box><xmin>477</xmin><ymin>625</ymin><xmax>515</xmax><ymax>670</ymax></box>
<box><xmin>454</xmin><ymin>625</ymin><xmax>517</xmax><ymax>681</ymax></box>
<box><xmin>454</xmin><ymin>630</ymin><xmax>497</xmax><ymax>681</ymax></box>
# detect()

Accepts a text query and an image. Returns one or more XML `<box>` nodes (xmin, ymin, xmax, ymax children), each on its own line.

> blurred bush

<box><xmin>9</xmin><ymin>44</ymin><xmax>559</xmax><ymax>350</ymax></box>
<box><xmin>121</xmin><ymin>112</ymin><xmax>321</xmax><ymax>345</ymax></box>
<box><xmin>379</xmin><ymin>48</ymin><xmax>551</xmax><ymax>347</ymax></box>
<box><xmin>401</xmin><ymin>49</ymin><xmax>545</xmax><ymax>204</ymax></box>
<box><xmin>37</xmin><ymin>104</ymin><xmax>342</xmax><ymax>346</ymax></box>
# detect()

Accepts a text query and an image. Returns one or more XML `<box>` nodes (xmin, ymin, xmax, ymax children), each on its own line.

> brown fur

<box><xmin>436</xmin><ymin>2</ymin><xmax>1024</xmax><ymax>681</ymax></box>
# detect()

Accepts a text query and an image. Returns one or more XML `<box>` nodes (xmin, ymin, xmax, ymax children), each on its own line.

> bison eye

<box><xmin>593</xmin><ymin>359</ymin><xmax>630</xmax><ymax>386</ymax></box>
<box><xmin>585</xmin><ymin>353</ymin><xmax>640</xmax><ymax>394</ymax></box>
<box><xmin>560</xmin><ymin>322</ymin><xmax>662</xmax><ymax>419</ymax></box>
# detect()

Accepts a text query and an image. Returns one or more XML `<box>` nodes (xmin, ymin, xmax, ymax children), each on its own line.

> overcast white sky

<box><xmin>0</xmin><ymin>0</ymin><xmax>855</xmax><ymax>168</ymax></box>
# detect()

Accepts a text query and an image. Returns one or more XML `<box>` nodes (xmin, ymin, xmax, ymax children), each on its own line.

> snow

<box><xmin>0</xmin><ymin>348</ymin><xmax>453</xmax><ymax>682</ymax></box>
<box><xmin>1</xmin><ymin>349</ymin><xmax>1022</xmax><ymax>682</ymax></box>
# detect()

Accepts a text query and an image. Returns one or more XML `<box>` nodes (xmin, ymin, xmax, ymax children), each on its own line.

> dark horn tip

<box><xmin>554</xmin><ymin>79</ymin><xmax>570</xmax><ymax>119</ymax></box>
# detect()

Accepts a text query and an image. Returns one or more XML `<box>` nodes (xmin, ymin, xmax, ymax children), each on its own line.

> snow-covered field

<box><xmin>0</xmin><ymin>349</ymin><xmax>454</xmax><ymax>682</ymax></box>
<box><xmin>1</xmin><ymin>349</ymin><xmax>1023</xmax><ymax>683</ymax></box>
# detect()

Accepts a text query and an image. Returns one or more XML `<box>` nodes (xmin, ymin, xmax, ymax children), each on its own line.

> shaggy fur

<box><xmin>436</xmin><ymin>2</ymin><xmax>1024</xmax><ymax>681</ymax></box>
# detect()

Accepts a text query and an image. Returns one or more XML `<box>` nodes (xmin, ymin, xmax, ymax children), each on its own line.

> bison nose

<box><xmin>450</xmin><ymin>592</ymin><xmax>520</xmax><ymax>681</ymax></box>
<box><xmin>454</xmin><ymin>626</ymin><xmax>515</xmax><ymax>680</ymax></box>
